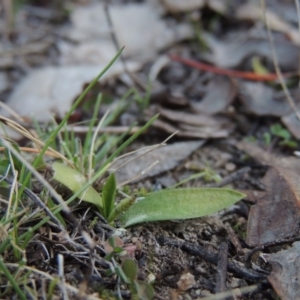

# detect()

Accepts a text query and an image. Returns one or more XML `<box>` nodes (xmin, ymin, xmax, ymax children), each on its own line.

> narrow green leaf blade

<box><xmin>102</xmin><ymin>173</ymin><xmax>117</xmax><ymax>218</ymax></box>
<box><xmin>119</xmin><ymin>188</ymin><xmax>245</xmax><ymax>227</ymax></box>
<box><xmin>52</xmin><ymin>162</ymin><xmax>103</xmax><ymax>210</ymax></box>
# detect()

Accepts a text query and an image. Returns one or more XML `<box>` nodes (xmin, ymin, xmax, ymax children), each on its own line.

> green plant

<box><xmin>52</xmin><ymin>158</ymin><xmax>245</xmax><ymax>226</ymax></box>
<box><xmin>0</xmin><ymin>48</ymin><xmax>246</xmax><ymax>299</ymax></box>
<box><xmin>104</xmin><ymin>236</ymin><xmax>154</xmax><ymax>300</ymax></box>
<box><xmin>264</xmin><ymin>123</ymin><xmax>297</xmax><ymax>148</ymax></box>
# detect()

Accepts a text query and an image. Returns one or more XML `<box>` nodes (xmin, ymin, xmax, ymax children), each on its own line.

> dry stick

<box><xmin>260</xmin><ymin>0</ymin><xmax>300</xmax><ymax>121</ymax></box>
<box><xmin>199</xmin><ymin>285</ymin><xmax>259</xmax><ymax>300</ymax></box>
<box><xmin>206</xmin><ymin>166</ymin><xmax>251</xmax><ymax>188</ymax></box>
<box><xmin>158</xmin><ymin>236</ymin><xmax>268</xmax><ymax>282</ymax></box>
<box><xmin>0</xmin><ymin>146</ymin><xmax>62</xmax><ymax>158</ymax></box>
<box><xmin>215</xmin><ymin>241</ymin><xmax>229</xmax><ymax>294</ymax></box>
<box><xmin>224</xmin><ymin>223</ymin><xmax>244</xmax><ymax>255</ymax></box>
<box><xmin>244</xmin><ymin>235</ymin><xmax>300</xmax><ymax>266</ymax></box>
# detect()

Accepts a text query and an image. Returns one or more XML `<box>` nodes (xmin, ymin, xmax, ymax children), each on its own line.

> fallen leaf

<box><xmin>203</xmin><ymin>33</ymin><xmax>299</xmax><ymax>71</ymax></box>
<box><xmin>1</xmin><ymin>62</ymin><xmax>140</xmax><ymax>122</ymax></box>
<box><xmin>265</xmin><ymin>241</ymin><xmax>300</xmax><ymax>300</ymax></box>
<box><xmin>238</xmin><ymin>82</ymin><xmax>293</xmax><ymax>116</ymax></box>
<box><xmin>113</xmin><ymin>141</ymin><xmax>205</xmax><ymax>184</ymax></box>
<box><xmin>236</xmin><ymin>2</ymin><xmax>300</xmax><ymax>46</ymax></box>
<box><xmin>190</xmin><ymin>76</ymin><xmax>236</xmax><ymax>114</ymax></box>
<box><xmin>237</xmin><ymin>142</ymin><xmax>300</xmax><ymax>246</ymax></box>
<box><xmin>237</xmin><ymin>141</ymin><xmax>300</xmax><ymax>170</ymax></box>
<box><xmin>160</xmin><ymin>0</ymin><xmax>204</xmax><ymax>13</ymax></box>
<box><xmin>2</xmin><ymin>1</ymin><xmax>194</xmax><ymax>140</ymax></box>
<box><xmin>62</xmin><ymin>2</ymin><xmax>193</xmax><ymax>63</ymax></box>
<box><xmin>246</xmin><ymin>167</ymin><xmax>300</xmax><ymax>246</ymax></box>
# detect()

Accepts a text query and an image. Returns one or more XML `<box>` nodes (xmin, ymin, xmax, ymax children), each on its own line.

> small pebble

<box><xmin>225</xmin><ymin>162</ymin><xmax>236</xmax><ymax>172</ymax></box>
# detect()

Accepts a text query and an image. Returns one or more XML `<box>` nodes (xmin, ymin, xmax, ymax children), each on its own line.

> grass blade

<box><xmin>0</xmin><ymin>258</ymin><xmax>27</xmax><ymax>300</ymax></box>
<box><xmin>102</xmin><ymin>173</ymin><xmax>117</xmax><ymax>218</ymax></box>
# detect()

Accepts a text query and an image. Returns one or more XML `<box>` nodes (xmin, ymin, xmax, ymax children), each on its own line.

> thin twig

<box><xmin>158</xmin><ymin>236</ymin><xmax>268</xmax><ymax>282</ymax></box>
<box><xmin>215</xmin><ymin>241</ymin><xmax>229</xmax><ymax>294</ymax></box>
<box><xmin>206</xmin><ymin>167</ymin><xmax>251</xmax><ymax>188</ymax></box>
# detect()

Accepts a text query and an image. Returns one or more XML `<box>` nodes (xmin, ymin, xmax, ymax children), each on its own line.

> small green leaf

<box><xmin>102</xmin><ymin>173</ymin><xmax>117</xmax><ymax>218</ymax></box>
<box><xmin>270</xmin><ymin>124</ymin><xmax>291</xmax><ymax>140</ymax></box>
<box><xmin>134</xmin><ymin>280</ymin><xmax>154</xmax><ymax>300</ymax></box>
<box><xmin>122</xmin><ymin>259</ymin><xmax>138</xmax><ymax>282</ymax></box>
<box><xmin>252</xmin><ymin>56</ymin><xmax>269</xmax><ymax>75</ymax></box>
<box><xmin>119</xmin><ymin>188</ymin><xmax>245</xmax><ymax>227</ymax></box>
<box><xmin>107</xmin><ymin>196</ymin><xmax>136</xmax><ymax>223</ymax></box>
<box><xmin>52</xmin><ymin>162</ymin><xmax>102</xmax><ymax>210</ymax></box>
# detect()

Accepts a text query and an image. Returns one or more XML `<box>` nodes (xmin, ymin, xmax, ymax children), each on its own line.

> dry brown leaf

<box><xmin>246</xmin><ymin>167</ymin><xmax>300</xmax><ymax>246</ymax></box>
<box><xmin>237</xmin><ymin>142</ymin><xmax>300</xmax><ymax>246</ymax></box>
<box><xmin>265</xmin><ymin>241</ymin><xmax>300</xmax><ymax>300</ymax></box>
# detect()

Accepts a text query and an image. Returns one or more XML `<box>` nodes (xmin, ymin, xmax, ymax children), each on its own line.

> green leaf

<box><xmin>252</xmin><ymin>56</ymin><xmax>269</xmax><ymax>75</ymax></box>
<box><xmin>52</xmin><ymin>162</ymin><xmax>103</xmax><ymax>210</ymax></box>
<box><xmin>119</xmin><ymin>188</ymin><xmax>246</xmax><ymax>227</ymax></box>
<box><xmin>270</xmin><ymin>124</ymin><xmax>291</xmax><ymax>140</ymax></box>
<box><xmin>134</xmin><ymin>280</ymin><xmax>154</xmax><ymax>300</ymax></box>
<box><xmin>122</xmin><ymin>259</ymin><xmax>138</xmax><ymax>282</ymax></box>
<box><xmin>102</xmin><ymin>173</ymin><xmax>117</xmax><ymax>218</ymax></box>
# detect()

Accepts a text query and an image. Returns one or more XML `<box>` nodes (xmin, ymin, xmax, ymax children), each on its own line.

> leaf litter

<box><xmin>1</xmin><ymin>0</ymin><xmax>300</xmax><ymax>299</ymax></box>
